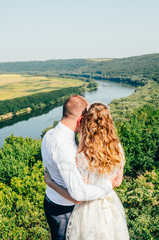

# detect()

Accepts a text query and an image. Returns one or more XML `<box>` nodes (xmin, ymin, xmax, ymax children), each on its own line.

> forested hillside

<box><xmin>110</xmin><ymin>80</ymin><xmax>159</xmax><ymax>121</ymax></box>
<box><xmin>1</xmin><ymin>79</ymin><xmax>159</xmax><ymax>239</ymax></box>
<box><xmin>0</xmin><ymin>105</ymin><xmax>158</xmax><ymax>240</ymax></box>
<box><xmin>0</xmin><ymin>53</ymin><xmax>159</xmax><ymax>85</ymax></box>
<box><xmin>0</xmin><ymin>86</ymin><xmax>84</xmax><ymax>119</ymax></box>
<box><xmin>0</xmin><ymin>54</ymin><xmax>159</xmax><ymax>239</ymax></box>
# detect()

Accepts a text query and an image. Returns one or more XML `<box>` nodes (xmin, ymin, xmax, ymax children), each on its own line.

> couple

<box><xmin>41</xmin><ymin>95</ymin><xmax>129</xmax><ymax>240</ymax></box>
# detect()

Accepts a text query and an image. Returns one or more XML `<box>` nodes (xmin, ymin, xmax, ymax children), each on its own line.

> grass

<box><xmin>87</xmin><ymin>58</ymin><xmax>112</xmax><ymax>62</ymax></box>
<box><xmin>0</xmin><ymin>74</ymin><xmax>84</xmax><ymax>100</ymax></box>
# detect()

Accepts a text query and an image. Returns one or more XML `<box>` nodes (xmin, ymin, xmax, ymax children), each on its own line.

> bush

<box><xmin>116</xmin><ymin>170</ymin><xmax>159</xmax><ymax>240</ymax></box>
<box><xmin>0</xmin><ymin>135</ymin><xmax>41</xmax><ymax>185</ymax></box>
<box><xmin>0</xmin><ymin>102</ymin><xmax>158</xmax><ymax>239</ymax></box>
<box><xmin>118</xmin><ymin>105</ymin><xmax>159</xmax><ymax>177</ymax></box>
<box><xmin>0</xmin><ymin>135</ymin><xmax>51</xmax><ymax>239</ymax></box>
<box><xmin>0</xmin><ymin>163</ymin><xmax>50</xmax><ymax>239</ymax></box>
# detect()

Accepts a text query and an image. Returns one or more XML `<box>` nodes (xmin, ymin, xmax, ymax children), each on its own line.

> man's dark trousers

<box><xmin>44</xmin><ymin>195</ymin><xmax>74</xmax><ymax>240</ymax></box>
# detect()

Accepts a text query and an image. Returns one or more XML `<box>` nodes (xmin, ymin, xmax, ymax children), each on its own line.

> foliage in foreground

<box><xmin>116</xmin><ymin>170</ymin><xmax>159</xmax><ymax>240</ymax></box>
<box><xmin>118</xmin><ymin>105</ymin><xmax>159</xmax><ymax>177</ymax></box>
<box><xmin>0</xmin><ymin>103</ymin><xmax>159</xmax><ymax>239</ymax></box>
<box><xmin>0</xmin><ymin>136</ymin><xmax>50</xmax><ymax>239</ymax></box>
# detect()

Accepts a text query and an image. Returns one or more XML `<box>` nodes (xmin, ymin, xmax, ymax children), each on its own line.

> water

<box><xmin>0</xmin><ymin>80</ymin><xmax>135</xmax><ymax>147</ymax></box>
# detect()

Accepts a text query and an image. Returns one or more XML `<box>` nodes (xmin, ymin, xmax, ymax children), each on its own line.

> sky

<box><xmin>0</xmin><ymin>0</ymin><xmax>159</xmax><ymax>62</ymax></box>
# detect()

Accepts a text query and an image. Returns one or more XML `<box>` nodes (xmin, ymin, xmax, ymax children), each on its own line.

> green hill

<box><xmin>110</xmin><ymin>80</ymin><xmax>159</xmax><ymax>121</ymax></box>
<box><xmin>0</xmin><ymin>53</ymin><xmax>159</xmax><ymax>85</ymax></box>
<box><xmin>0</xmin><ymin>53</ymin><xmax>159</xmax><ymax>238</ymax></box>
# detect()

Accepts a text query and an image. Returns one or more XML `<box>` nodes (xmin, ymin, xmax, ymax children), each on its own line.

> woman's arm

<box><xmin>113</xmin><ymin>165</ymin><xmax>124</xmax><ymax>188</ymax></box>
<box><xmin>44</xmin><ymin>168</ymin><xmax>81</xmax><ymax>204</ymax></box>
<box><xmin>113</xmin><ymin>143</ymin><xmax>125</xmax><ymax>188</ymax></box>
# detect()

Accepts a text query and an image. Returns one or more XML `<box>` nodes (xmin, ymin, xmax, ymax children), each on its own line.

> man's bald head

<box><xmin>63</xmin><ymin>95</ymin><xmax>88</xmax><ymax>119</ymax></box>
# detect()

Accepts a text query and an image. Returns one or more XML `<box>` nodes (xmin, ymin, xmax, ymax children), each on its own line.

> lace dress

<box><xmin>66</xmin><ymin>152</ymin><xmax>129</xmax><ymax>240</ymax></box>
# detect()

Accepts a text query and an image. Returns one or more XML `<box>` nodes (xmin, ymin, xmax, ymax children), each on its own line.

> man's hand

<box><xmin>109</xmin><ymin>173</ymin><xmax>118</xmax><ymax>190</ymax></box>
<box><xmin>44</xmin><ymin>167</ymin><xmax>52</xmax><ymax>187</ymax></box>
<box><xmin>44</xmin><ymin>167</ymin><xmax>81</xmax><ymax>204</ymax></box>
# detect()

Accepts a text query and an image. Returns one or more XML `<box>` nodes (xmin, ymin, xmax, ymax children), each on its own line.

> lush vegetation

<box><xmin>0</xmin><ymin>53</ymin><xmax>158</xmax><ymax>85</ymax></box>
<box><xmin>110</xmin><ymin>80</ymin><xmax>159</xmax><ymax>121</ymax></box>
<box><xmin>0</xmin><ymin>136</ymin><xmax>49</xmax><ymax>239</ymax></box>
<box><xmin>86</xmin><ymin>53</ymin><xmax>159</xmax><ymax>85</ymax></box>
<box><xmin>0</xmin><ymin>54</ymin><xmax>159</xmax><ymax>239</ymax></box>
<box><xmin>118</xmin><ymin>105</ymin><xmax>159</xmax><ymax>178</ymax></box>
<box><xmin>116</xmin><ymin>169</ymin><xmax>159</xmax><ymax>240</ymax></box>
<box><xmin>0</xmin><ymin>53</ymin><xmax>158</xmax><ymax>121</ymax></box>
<box><xmin>0</xmin><ymin>101</ymin><xmax>158</xmax><ymax>239</ymax></box>
<box><xmin>0</xmin><ymin>86</ymin><xmax>84</xmax><ymax>119</ymax></box>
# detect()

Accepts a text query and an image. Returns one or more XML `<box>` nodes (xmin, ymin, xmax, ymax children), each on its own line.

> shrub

<box><xmin>118</xmin><ymin>105</ymin><xmax>159</xmax><ymax>177</ymax></box>
<box><xmin>116</xmin><ymin>170</ymin><xmax>159</xmax><ymax>240</ymax></box>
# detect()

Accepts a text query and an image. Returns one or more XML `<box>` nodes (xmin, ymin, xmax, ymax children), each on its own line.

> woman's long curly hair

<box><xmin>78</xmin><ymin>103</ymin><xmax>125</xmax><ymax>174</ymax></box>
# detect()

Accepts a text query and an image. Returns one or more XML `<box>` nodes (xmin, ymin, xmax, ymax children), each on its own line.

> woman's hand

<box><xmin>112</xmin><ymin>166</ymin><xmax>124</xmax><ymax>188</ymax></box>
<box><xmin>83</xmin><ymin>177</ymin><xmax>89</xmax><ymax>184</ymax></box>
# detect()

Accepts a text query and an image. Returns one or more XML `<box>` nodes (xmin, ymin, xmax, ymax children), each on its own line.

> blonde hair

<box><xmin>78</xmin><ymin>103</ymin><xmax>125</xmax><ymax>174</ymax></box>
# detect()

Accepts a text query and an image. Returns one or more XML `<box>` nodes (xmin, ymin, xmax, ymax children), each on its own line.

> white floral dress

<box><xmin>66</xmin><ymin>152</ymin><xmax>129</xmax><ymax>240</ymax></box>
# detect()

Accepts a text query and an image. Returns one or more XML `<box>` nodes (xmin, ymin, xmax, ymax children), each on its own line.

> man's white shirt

<box><xmin>41</xmin><ymin>122</ymin><xmax>112</xmax><ymax>206</ymax></box>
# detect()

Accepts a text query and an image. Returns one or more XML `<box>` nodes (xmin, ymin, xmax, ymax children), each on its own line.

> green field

<box><xmin>0</xmin><ymin>74</ymin><xmax>84</xmax><ymax>100</ymax></box>
<box><xmin>87</xmin><ymin>58</ymin><xmax>112</xmax><ymax>62</ymax></box>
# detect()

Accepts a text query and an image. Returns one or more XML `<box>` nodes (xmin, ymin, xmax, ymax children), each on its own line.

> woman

<box><xmin>44</xmin><ymin>103</ymin><xmax>129</xmax><ymax>240</ymax></box>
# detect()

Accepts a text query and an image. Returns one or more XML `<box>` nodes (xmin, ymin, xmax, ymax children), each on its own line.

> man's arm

<box><xmin>54</xmin><ymin>145</ymin><xmax>113</xmax><ymax>201</ymax></box>
<box><xmin>45</xmin><ymin>167</ymin><xmax>117</xmax><ymax>203</ymax></box>
<box><xmin>44</xmin><ymin>168</ymin><xmax>81</xmax><ymax>204</ymax></box>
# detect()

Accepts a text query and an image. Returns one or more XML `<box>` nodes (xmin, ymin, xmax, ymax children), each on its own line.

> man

<box><xmin>41</xmin><ymin>95</ymin><xmax>116</xmax><ymax>240</ymax></box>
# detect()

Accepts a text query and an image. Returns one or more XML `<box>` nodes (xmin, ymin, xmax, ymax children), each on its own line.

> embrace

<box><xmin>41</xmin><ymin>95</ymin><xmax>129</xmax><ymax>240</ymax></box>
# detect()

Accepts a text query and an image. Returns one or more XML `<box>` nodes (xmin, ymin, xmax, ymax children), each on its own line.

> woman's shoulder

<box><xmin>76</xmin><ymin>151</ymin><xmax>89</xmax><ymax>167</ymax></box>
<box><xmin>76</xmin><ymin>152</ymin><xmax>90</xmax><ymax>177</ymax></box>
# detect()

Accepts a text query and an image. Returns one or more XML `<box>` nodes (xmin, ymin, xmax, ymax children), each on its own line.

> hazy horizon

<box><xmin>1</xmin><ymin>0</ymin><xmax>159</xmax><ymax>62</ymax></box>
<box><xmin>0</xmin><ymin>52</ymin><xmax>158</xmax><ymax>64</ymax></box>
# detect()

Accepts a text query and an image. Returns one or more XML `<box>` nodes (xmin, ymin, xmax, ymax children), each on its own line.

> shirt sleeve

<box><xmin>54</xmin><ymin>144</ymin><xmax>112</xmax><ymax>201</ymax></box>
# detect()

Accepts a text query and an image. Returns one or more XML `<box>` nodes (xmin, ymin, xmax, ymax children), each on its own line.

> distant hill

<box><xmin>0</xmin><ymin>59</ymin><xmax>90</xmax><ymax>73</ymax></box>
<box><xmin>0</xmin><ymin>53</ymin><xmax>159</xmax><ymax>85</ymax></box>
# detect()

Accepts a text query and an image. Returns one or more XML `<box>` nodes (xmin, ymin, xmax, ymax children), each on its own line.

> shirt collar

<box><xmin>57</xmin><ymin>122</ymin><xmax>75</xmax><ymax>140</ymax></box>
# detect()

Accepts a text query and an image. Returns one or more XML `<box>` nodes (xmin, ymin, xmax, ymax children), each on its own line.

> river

<box><xmin>0</xmin><ymin>80</ymin><xmax>135</xmax><ymax>147</ymax></box>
